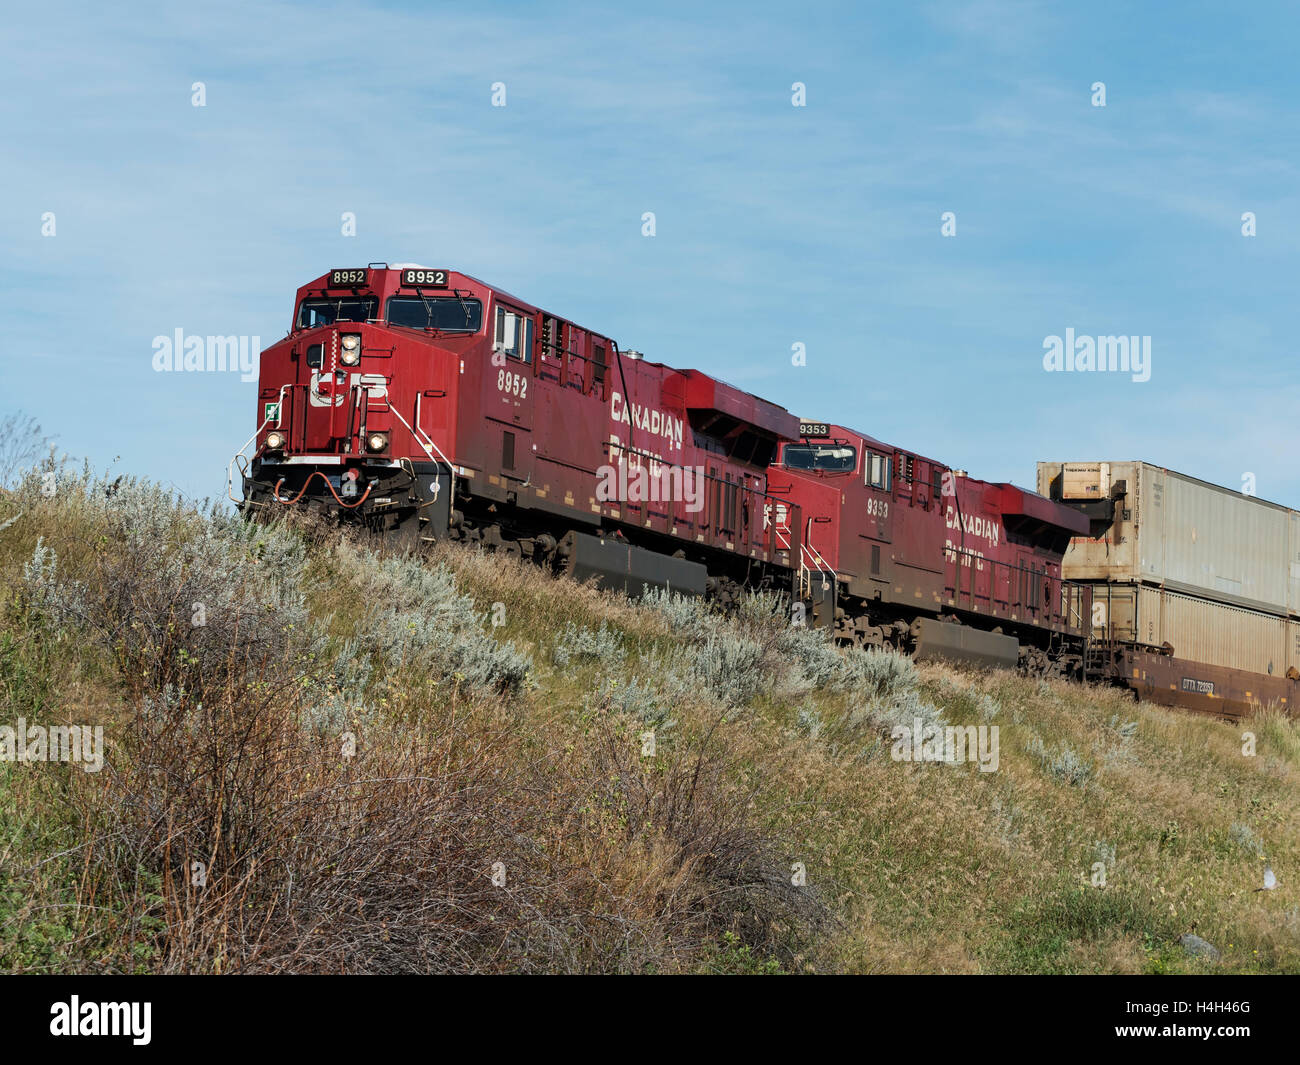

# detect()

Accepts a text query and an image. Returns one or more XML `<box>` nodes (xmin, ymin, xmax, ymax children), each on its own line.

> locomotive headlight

<box><xmin>366</xmin><ymin>432</ymin><xmax>389</xmax><ymax>453</ymax></box>
<box><xmin>265</xmin><ymin>431</ymin><xmax>285</xmax><ymax>450</ymax></box>
<box><xmin>340</xmin><ymin>334</ymin><xmax>361</xmax><ymax>365</ymax></box>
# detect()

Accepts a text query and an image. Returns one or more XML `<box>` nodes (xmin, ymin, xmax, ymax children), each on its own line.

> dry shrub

<box><xmin>6</xmin><ymin>470</ymin><xmax>825</xmax><ymax>973</ymax></box>
<box><xmin>47</xmin><ymin>671</ymin><xmax>824</xmax><ymax>973</ymax></box>
<box><xmin>555</xmin><ymin>701</ymin><xmax>831</xmax><ymax>970</ymax></box>
<box><xmin>68</xmin><ymin>671</ymin><xmax>602</xmax><ymax>973</ymax></box>
<box><xmin>22</xmin><ymin>482</ymin><xmax>309</xmax><ymax>706</ymax></box>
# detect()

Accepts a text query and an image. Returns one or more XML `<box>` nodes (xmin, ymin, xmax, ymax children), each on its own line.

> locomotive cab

<box><xmin>234</xmin><ymin>265</ymin><xmax>486</xmax><ymax>546</ymax></box>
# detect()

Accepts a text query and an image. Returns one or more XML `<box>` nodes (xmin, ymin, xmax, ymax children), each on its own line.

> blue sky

<box><xmin>3</xmin><ymin>0</ymin><xmax>1298</xmax><ymax>505</ymax></box>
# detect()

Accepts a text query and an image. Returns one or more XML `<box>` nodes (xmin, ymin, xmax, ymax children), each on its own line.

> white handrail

<box><xmin>802</xmin><ymin>523</ymin><xmax>833</xmax><ymax>574</ymax></box>
<box><xmin>227</xmin><ymin>384</ymin><xmax>289</xmax><ymax>504</ymax></box>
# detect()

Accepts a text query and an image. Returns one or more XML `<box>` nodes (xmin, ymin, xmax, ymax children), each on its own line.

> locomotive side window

<box><xmin>387</xmin><ymin>296</ymin><xmax>482</xmax><ymax>332</ymax></box>
<box><xmin>494</xmin><ymin>306</ymin><xmax>534</xmax><ymax>364</ymax></box>
<box><xmin>297</xmin><ymin>298</ymin><xmax>378</xmax><ymax>328</ymax></box>
<box><xmin>784</xmin><ymin>444</ymin><xmax>856</xmax><ymax>471</ymax></box>
<box><xmin>865</xmin><ymin>451</ymin><xmax>890</xmax><ymax>490</ymax></box>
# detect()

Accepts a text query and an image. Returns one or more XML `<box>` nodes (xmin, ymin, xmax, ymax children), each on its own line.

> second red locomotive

<box><xmin>768</xmin><ymin>423</ymin><xmax>1092</xmax><ymax>673</ymax></box>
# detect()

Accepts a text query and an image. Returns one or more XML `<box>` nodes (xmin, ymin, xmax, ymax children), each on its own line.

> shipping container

<box><xmin>1037</xmin><ymin>460</ymin><xmax>1300</xmax><ymax>617</ymax></box>
<box><xmin>1087</xmin><ymin>581</ymin><xmax>1300</xmax><ymax>677</ymax></box>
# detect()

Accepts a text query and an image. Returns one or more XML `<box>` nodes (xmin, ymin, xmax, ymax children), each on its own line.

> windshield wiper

<box><xmin>451</xmin><ymin>288</ymin><xmax>474</xmax><ymax>326</ymax></box>
<box><xmin>411</xmin><ymin>288</ymin><xmax>442</xmax><ymax>335</ymax></box>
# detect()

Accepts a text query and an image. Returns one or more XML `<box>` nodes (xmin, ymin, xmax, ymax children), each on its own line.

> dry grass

<box><xmin>2</xmin><ymin>463</ymin><xmax>1298</xmax><ymax>973</ymax></box>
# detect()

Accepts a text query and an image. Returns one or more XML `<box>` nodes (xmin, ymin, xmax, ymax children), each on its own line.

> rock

<box><xmin>1179</xmin><ymin>934</ymin><xmax>1221</xmax><ymax>961</ymax></box>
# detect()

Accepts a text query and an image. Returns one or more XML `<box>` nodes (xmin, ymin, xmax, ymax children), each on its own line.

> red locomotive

<box><xmin>767</xmin><ymin>424</ymin><xmax>1092</xmax><ymax>672</ymax></box>
<box><xmin>234</xmin><ymin>265</ymin><xmax>802</xmax><ymax>600</ymax></box>
<box><xmin>231</xmin><ymin>264</ymin><xmax>1300</xmax><ymax>716</ymax></box>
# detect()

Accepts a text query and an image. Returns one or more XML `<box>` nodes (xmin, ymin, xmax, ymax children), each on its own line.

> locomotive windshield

<box><xmin>387</xmin><ymin>296</ymin><xmax>483</xmax><ymax>332</ymax></box>
<box><xmin>784</xmin><ymin>444</ymin><xmax>856</xmax><ymax>471</ymax></box>
<box><xmin>298</xmin><ymin>298</ymin><xmax>378</xmax><ymax>328</ymax></box>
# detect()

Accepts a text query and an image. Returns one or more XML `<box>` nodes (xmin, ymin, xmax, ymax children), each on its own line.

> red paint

<box><xmin>254</xmin><ymin>266</ymin><xmax>800</xmax><ymax>565</ymax></box>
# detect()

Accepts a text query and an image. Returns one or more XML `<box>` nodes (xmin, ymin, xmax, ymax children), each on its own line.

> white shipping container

<box><xmin>1088</xmin><ymin>582</ymin><xmax>1300</xmax><ymax>677</ymax></box>
<box><xmin>1038</xmin><ymin>460</ymin><xmax>1299</xmax><ymax>617</ymax></box>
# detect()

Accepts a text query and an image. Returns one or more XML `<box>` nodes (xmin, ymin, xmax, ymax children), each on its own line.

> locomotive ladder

<box><xmin>800</xmin><ymin>539</ymin><xmax>835</xmax><ymax>601</ymax></box>
<box><xmin>772</xmin><ymin>519</ymin><xmax>834</xmax><ymax>602</ymax></box>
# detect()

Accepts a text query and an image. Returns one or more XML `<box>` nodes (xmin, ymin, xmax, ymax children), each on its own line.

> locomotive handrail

<box><xmin>802</xmin><ymin>520</ymin><xmax>833</xmax><ymax>575</ymax></box>
<box><xmin>1062</xmin><ymin>580</ymin><xmax>1091</xmax><ymax>634</ymax></box>
<box><xmin>227</xmin><ymin>384</ymin><xmax>291</xmax><ymax>504</ymax></box>
<box><xmin>386</xmin><ymin>388</ymin><xmax>457</xmax><ymax>517</ymax></box>
<box><xmin>538</xmin><ymin>339</ymin><xmax>606</xmax><ymax>397</ymax></box>
<box><xmin>793</xmin><ymin>517</ymin><xmax>834</xmax><ymax>601</ymax></box>
<box><xmin>538</xmin><ymin>339</ymin><xmax>589</xmax><ymax>363</ymax></box>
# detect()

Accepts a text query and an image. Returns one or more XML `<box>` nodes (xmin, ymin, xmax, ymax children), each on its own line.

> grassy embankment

<box><xmin>1</xmin><ymin>466</ymin><xmax>1297</xmax><ymax>973</ymax></box>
